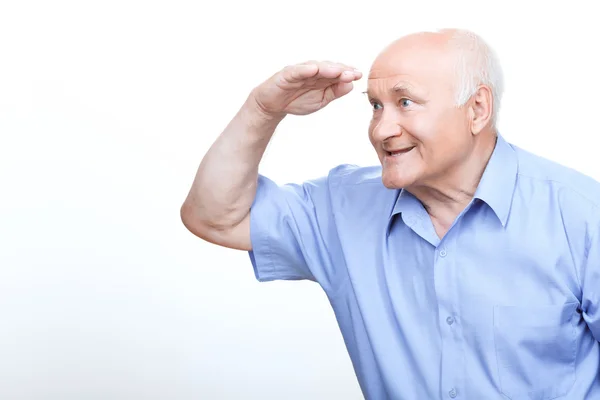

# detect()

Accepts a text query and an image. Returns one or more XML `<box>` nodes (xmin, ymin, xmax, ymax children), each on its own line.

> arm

<box><xmin>180</xmin><ymin>94</ymin><xmax>282</xmax><ymax>251</ymax></box>
<box><xmin>180</xmin><ymin>61</ymin><xmax>362</xmax><ymax>251</ymax></box>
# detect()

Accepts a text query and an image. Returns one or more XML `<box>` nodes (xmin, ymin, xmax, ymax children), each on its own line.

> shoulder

<box><xmin>275</xmin><ymin>163</ymin><xmax>393</xmax><ymax>211</ymax></box>
<box><xmin>256</xmin><ymin>163</ymin><xmax>387</xmax><ymax>202</ymax></box>
<box><xmin>326</xmin><ymin>163</ymin><xmax>385</xmax><ymax>186</ymax></box>
<box><xmin>318</xmin><ymin>164</ymin><xmax>399</xmax><ymax>215</ymax></box>
<box><xmin>512</xmin><ymin>143</ymin><xmax>600</xmax><ymax>212</ymax></box>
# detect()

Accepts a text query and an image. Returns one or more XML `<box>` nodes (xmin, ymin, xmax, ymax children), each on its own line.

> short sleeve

<box><xmin>248</xmin><ymin>172</ymin><xmax>337</xmax><ymax>285</ymax></box>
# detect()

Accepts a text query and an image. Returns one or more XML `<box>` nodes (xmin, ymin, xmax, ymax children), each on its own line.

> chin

<box><xmin>381</xmin><ymin>171</ymin><xmax>417</xmax><ymax>189</ymax></box>
<box><xmin>379</xmin><ymin>154</ymin><xmax>423</xmax><ymax>189</ymax></box>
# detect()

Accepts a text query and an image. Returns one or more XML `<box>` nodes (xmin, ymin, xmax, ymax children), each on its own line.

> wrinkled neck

<box><xmin>409</xmin><ymin>133</ymin><xmax>497</xmax><ymax>235</ymax></box>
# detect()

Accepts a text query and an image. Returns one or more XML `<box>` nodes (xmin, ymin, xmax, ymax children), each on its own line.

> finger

<box><xmin>282</xmin><ymin>61</ymin><xmax>361</xmax><ymax>86</ymax></box>
<box><xmin>336</xmin><ymin>62</ymin><xmax>362</xmax><ymax>80</ymax></box>
<box><xmin>338</xmin><ymin>69</ymin><xmax>363</xmax><ymax>82</ymax></box>
<box><xmin>322</xmin><ymin>60</ymin><xmax>357</xmax><ymax>70</ymax></box>
<box><xmin>317</xmin><ymin>61</ymin><xmax>362</xmax><ymax>81</ymax></box>
<box><xmin>332</xmin><ymin>81</ymin><xmax>354</xmax><ymax>98</ymax></box>
<box><xmin>282</xmin><ymin>63</ymin><xmax>319</xmax><ymax>83</ymax></box>
<box><xmin>316</xmin><ymin>62</ymin><xmax>347</xmax><ymax>79</ymax></box>
<box><xmin>323</xmin><ymin>81</ymin><xmax>354</xmax><ymax>104</ymax></box>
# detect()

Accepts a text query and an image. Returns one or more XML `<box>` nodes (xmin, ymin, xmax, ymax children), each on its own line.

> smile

<box><xmin>386</xmin><ymin>146</ymin><xmax>415</xmax><ymax>156</ymax></box>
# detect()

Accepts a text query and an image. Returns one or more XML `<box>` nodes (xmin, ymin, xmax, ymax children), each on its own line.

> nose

<box><xmin>371</xmin><ymin>115</ymin><xmax>402</xmax><ymax>142</ymax></box>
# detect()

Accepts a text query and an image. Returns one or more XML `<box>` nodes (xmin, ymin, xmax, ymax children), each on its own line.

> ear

<box><xmin>469</xmin><ymin>85</ymin><xmax>493</xmax><ymax>135</ymax></box>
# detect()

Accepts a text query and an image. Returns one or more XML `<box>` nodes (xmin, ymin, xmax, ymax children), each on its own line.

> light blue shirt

<box><xmin>248</xmin><ymin>134</ymin><xmax>600</xmax><ymax>400</ymax></box>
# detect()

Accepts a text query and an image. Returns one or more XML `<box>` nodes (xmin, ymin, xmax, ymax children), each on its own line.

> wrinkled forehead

<box><xmin>367</xmin><ymin>42</ymin><xmax>458</xmax><ymax>97</ymax></box>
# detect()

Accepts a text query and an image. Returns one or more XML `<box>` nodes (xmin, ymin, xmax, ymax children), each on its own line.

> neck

<box><xmin>409</xmin><ymin>132</ymin><xmax>497</xmax><ymax>235</ymax></box>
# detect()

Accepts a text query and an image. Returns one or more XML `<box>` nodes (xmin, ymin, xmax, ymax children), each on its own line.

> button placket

<box><xmin>434</xmin><ymin>236</ymin><xmax>462</xmax><ymax>400</ymax></box>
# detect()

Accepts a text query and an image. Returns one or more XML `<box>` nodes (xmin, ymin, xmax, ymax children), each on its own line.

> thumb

<box><xmin>323</xmin><ymin>81</ymin><xmax>354</xmax><ymax>105</ymax></box>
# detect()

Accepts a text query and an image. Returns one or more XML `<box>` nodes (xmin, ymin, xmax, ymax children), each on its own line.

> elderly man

<box><xmin>181</xmin><ymin>28</ymin><xmax>600</xmax><ymax>399</ymax></box>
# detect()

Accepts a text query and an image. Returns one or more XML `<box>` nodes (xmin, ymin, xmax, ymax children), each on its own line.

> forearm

<box><xmin>182</xmin><ymin>93</ymin><xmax>284</xmax><ymax>231</ymax></box>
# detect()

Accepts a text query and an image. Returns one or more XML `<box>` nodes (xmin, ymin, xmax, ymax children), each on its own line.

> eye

<box><xmin>371</xmin><ymin>101</ymin><xmax>382</xmax><ymax>111</ymax></box>
<box><xmin>400</xmin><ymin>98</ymin><xmax>413</xmax><ymax>108</ymax></box>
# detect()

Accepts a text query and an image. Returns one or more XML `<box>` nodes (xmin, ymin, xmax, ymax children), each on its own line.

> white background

<box><xmin>1</xmin><ymin>1</ymin><xmax>599</xmax><ymax>399</ymax></box>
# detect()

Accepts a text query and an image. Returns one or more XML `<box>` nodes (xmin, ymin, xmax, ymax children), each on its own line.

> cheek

<box><xmin>412</xmin><ymin>108</ymin><xmax>465</xmax><ymax>144</ymax></box>
<box><xmin>400</xmin><ymin>113</ymin><xmax>436</xmax><ymax>144</ymax></box>
<box><xmin>406</xmin><ymin>113</ymin><xmax>464</xmax><ymax>164</ymax></box>
<box><xmin>426</xmin><ymin>119</ymin><xmax>471</xmax><ymax>164</ymax></box>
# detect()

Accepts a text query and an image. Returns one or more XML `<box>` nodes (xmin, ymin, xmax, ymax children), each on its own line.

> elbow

<box><xmin>180</xmin><ymin>199</ymin><xmax>251</xmax><ymax>251</ymax></box>
<box><xmin>179</xmin><ymin>199</ymin><xmax>229</xmax><ymax>239</ymax></box>
<box><xmin>180</xmin><ymin>199</ymin><xmax>208</xmax><ymax>239</ymax></box>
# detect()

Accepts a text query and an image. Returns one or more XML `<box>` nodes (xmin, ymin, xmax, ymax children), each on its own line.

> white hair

<box><xmin>438</xmin><ymin>28</ymin><xmax>504</xmax><ymax>128</ymax></box>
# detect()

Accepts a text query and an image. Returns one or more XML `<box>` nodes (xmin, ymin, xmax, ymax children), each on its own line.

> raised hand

<box><xmin>251</xmin><ymin>61</ymin><xmax>362</xmax><ymax>118</ymax></box>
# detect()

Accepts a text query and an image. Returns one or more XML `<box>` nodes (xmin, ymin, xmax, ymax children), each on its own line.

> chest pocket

<box><xmin>493</xmin><ymin>303</ymin><xmax>578</xmax><ymax>400</ymax></box>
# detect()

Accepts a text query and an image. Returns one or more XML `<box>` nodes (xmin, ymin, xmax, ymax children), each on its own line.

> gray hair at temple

<box><xmin>439</xmin><ymin>28</ymin><xmax>505</xmax><ymax>128</ymax></box>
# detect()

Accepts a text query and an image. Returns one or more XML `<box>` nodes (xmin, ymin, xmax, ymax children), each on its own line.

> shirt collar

<box><xmin>388</xmin><ymin>133</ymin><xmax>518</xmax><ymax>227</ymax></box>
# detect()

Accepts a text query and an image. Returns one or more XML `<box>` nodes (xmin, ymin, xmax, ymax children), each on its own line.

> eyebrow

<box><xmin>392</xmin><ymin>82</ymin><xmax>416</xmax><ymax>94</ymax></box>
<box><xmin>363</xmin><ymin>82</ymin><xmax>418</xmax><ymax>99</ymax></box>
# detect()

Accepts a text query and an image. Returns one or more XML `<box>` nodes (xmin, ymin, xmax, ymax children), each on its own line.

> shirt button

<box><xmin>446</xmin><ymin>316</ymin><xmax>455</xmax><ymax>325</ymax></box>
<box><xmin>439</xmin><ymin>248</ymin><xmax>447</xmax><ymax>257</ymax></box>
<box><xmin>448</xmin><ymin>388</ymin><xmax>457</xmax><ymax>398</ymax></box>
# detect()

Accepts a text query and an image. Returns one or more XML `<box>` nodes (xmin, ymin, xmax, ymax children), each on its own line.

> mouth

<box><xmin>386</xmin><ymin>146</ymin><xmax>416</xmax><ymax>157</ymax></box>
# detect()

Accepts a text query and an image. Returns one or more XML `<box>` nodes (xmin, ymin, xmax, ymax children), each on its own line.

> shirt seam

<box><xmin>516</xmin><ymin>172</ymin><xmax>600</xmax><ymax>209</ymax></box>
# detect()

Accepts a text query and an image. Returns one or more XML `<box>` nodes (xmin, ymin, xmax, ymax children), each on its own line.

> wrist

<box><xmin>245</xmin><ymin>90</ymin><xmax>286</xmax><ymax>125</ymax></box>
<box><xmin>232</xmin><ymin>93</ymin><xmax>283</xmax><ymax>143</ymax></box>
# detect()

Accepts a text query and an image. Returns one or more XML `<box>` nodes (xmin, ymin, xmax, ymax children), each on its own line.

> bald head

<box><xmin>369</xmin><ymin>29</ymin><xmax>503</xmax><ymax>126</ymax></box>
<box><xmin>371</xmin><ymin>30</ymin><xmax>457</xmax><ymax>67</ymax></box>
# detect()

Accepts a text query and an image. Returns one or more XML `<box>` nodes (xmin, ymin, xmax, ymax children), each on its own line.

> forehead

<box><xmin>366</xmin><ymin>40</ymin><xmax>456</xmax><ymax>97</ymax></box>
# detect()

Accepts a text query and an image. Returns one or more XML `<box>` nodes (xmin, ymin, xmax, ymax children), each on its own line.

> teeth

<box><xmin>390</xmin><ymin>147</ymin><xmax>413</xmax><ymax>155</ymax></box>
